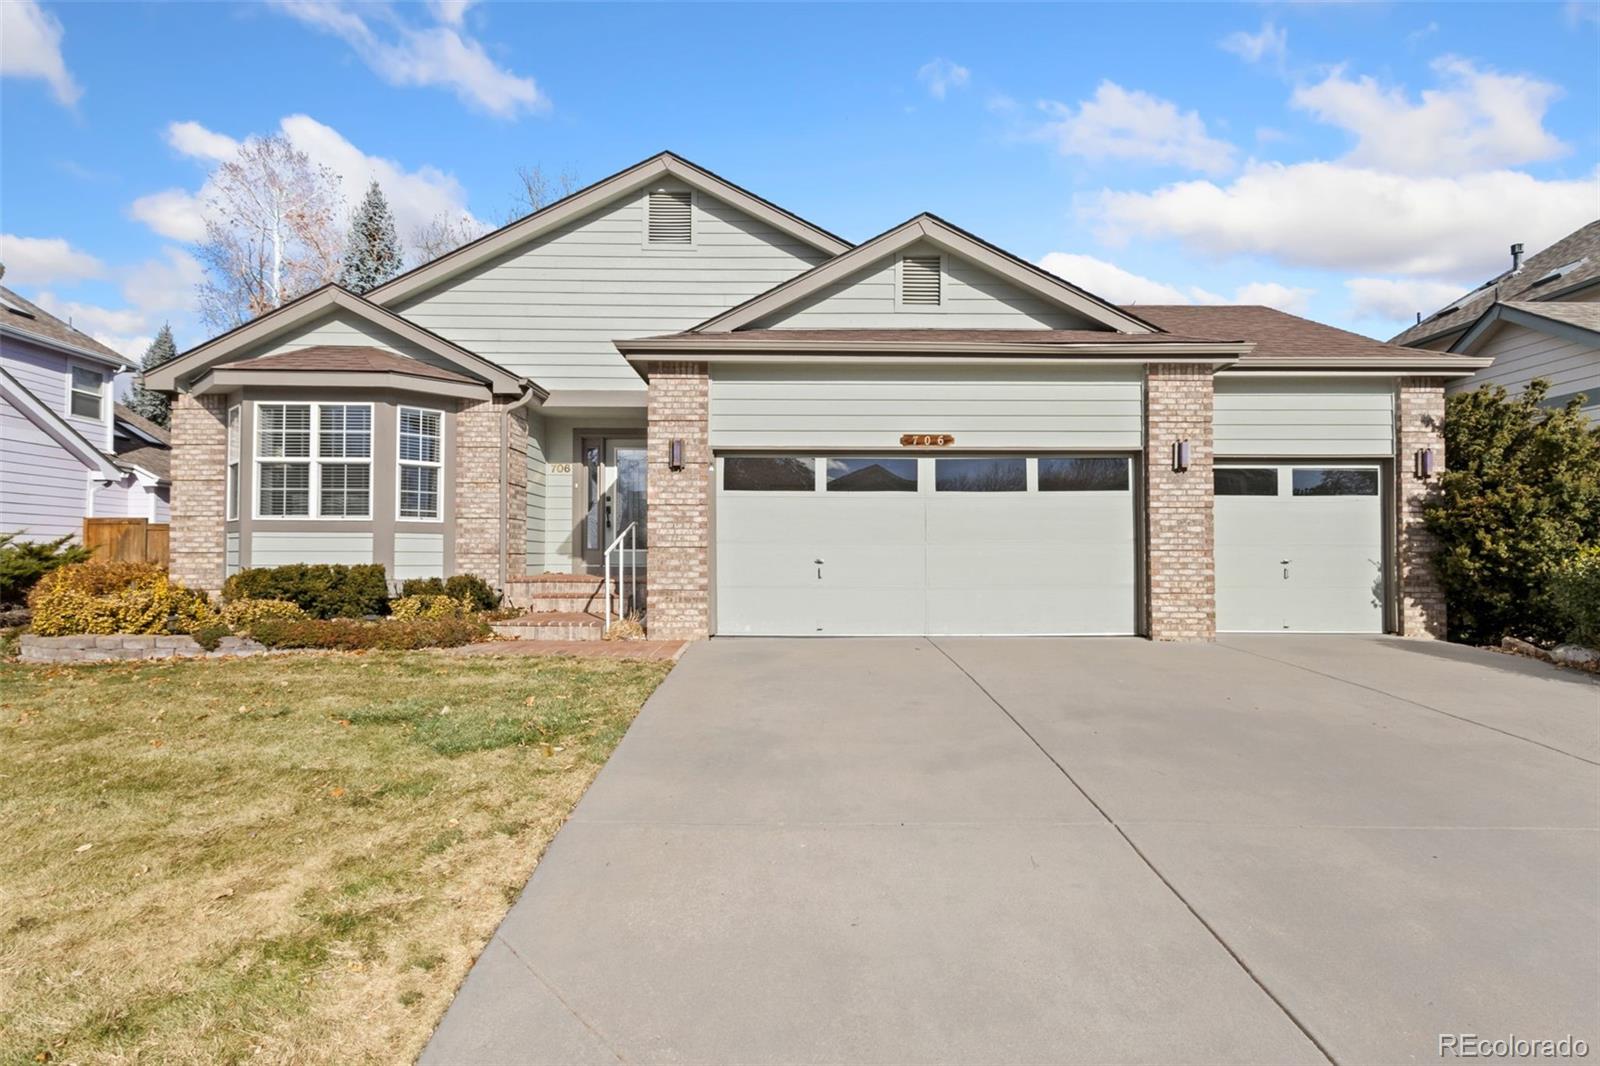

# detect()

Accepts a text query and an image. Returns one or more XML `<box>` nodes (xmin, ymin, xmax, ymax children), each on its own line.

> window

<box><xmin>254</xmin><ymin>402</ymin><xmax>373</xmax><ymax>518</ymax></box>
<box><xmin>935</xmin><ymin>457</ymin><xmax>1025</xmax><ymax>492</ymax></box>
<box><xmin>398</xmin><ymin>406</ymin><xmax>443</xmax><ymax>519</ymax></box>
<box><xmin>1215</xmin><ymin>468</ymin><xmax>1278</xmax><ymax>496</ymax></box>
<box><xmin>826</xmin><ymin>457</ymin><xmax>917</xmax><ymax>492</ymax></box>
<box><xmin>1292</xmin><ymin>468</ymin><xmax>1379</xmax><ymax>497</ymax></box>
<box><xmin>646</xmin><ymin>189</ymin><xmax>692</xmax><ymax>245</ymax></box>
<box><xmin>1039</xmin><ymin>457</ymin><xmax>1128</xmax><ymax>492</ymax></box>
<box><xmin>723</xmin><ymin>456</ymin><xmax>815</xmax><ymax>491</ymax></box>
<box><xmin>900</xmin><ymin>255</ymin><xmax>942</xmax><ymax>305</ymax></box>
<box><xmin>69</xmin><ymin>366</ymin><xmax>103</xmax><ymax>419</ymax></box>
<box><xmin>226</xmin><ymin>406</ymin><xmax>241</xmax><ymax>521</ymax></box>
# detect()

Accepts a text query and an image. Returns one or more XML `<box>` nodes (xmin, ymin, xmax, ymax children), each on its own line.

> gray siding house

<box><xmin>146</xmin><ymin>152</ymin><xmax>1490</xmax><ymax>641</ymax></box>
<box><xmin>1</xmin><ymin>284</ymin><xmax>170</xmax><ymax>541</ymax></box>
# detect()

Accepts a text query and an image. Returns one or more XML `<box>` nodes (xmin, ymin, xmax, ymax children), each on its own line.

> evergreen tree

<box><xmin>338</xmin><ymin>181</ymin><xmax>403</xmax><ymax>294</ymax></box>
<box><xmin>127</xmin><ymin>324</ymin><xmax>176</xmax><ymax>427</ymax></box>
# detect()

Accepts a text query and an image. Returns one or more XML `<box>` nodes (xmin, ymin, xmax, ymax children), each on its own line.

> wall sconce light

<box><xmin>668</xmin><ymin>438</ymin><xmax>684</xmax><ymax>471</ymax></box>
<box><xmin>1171</xmin><ymin>439</ymin><xmax>1191</xmax><ymax>473</ymax></box>
<box><xmin>1415</xmin><ymin>447</ymin><xmax>1435</xmax><ymax>479</ymax></box>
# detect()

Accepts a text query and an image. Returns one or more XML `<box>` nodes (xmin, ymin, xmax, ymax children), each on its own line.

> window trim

<box><xmin>67</xmin><ymin>363</ymin><xmax>105</xmax><ymax>421</ymax></box>
<box><xmin>1213</xmin><ymin>465</ymin><xmax>1282</xmax><ymax>498</ymax></box>
<box><xmin>251</xmin><ymin>400</ymin><xmax>374</xmax><ymax>521</ymax></box>
<box><xmin>720</xmin><ymin>455</ymin><xmax>819</xmax><ymax>493</ymax></box>
<box><xmin>933</xmin><ymin>455</ymin><xmax>1028</xmax><ymax>493</ymax></box>
<box><xmin>823</xmin><ymin>456</ymin><xmax>920</xmax><ymax>493</ymax></box>
<box><xmin>1036</xmin><ymin>455</ymin><xmax>1132</xmax><ymax>493</ymax></box>
<box><xmin>226</xmin><ymin>405</ymin><xmax>241</xmax><ymax>521</ymax></box>
<box><xmin>396</xmin><ymin>405</ymin><xmax>445</xmax><ymax>521</ymax></box>
<box><xmin>641</xmin><ymin>186</ymin><xmax>696</xmax><ymax>251</ymax></box>
<box><xmin>1290</xmin><ymin>466</ymin><xmax>1381</xmax><ymax>498</ymax></box>
<box><xmin>895</xmin><ymin>253</ymin><xmax>944</xmax><ymax>311</ymax></box>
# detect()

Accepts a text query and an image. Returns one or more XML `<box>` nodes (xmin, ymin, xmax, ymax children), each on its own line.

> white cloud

<box><xmin>268</xmin><ymin>0</ymin><xmax>546</xmax><ymax>118</ymax></box>
<box><xmin>1036</xmin><ymin>252</ymin><xmax>1312</xmax><ymax>313</ymax></box>
<box><xmin>1345</xmin><ymin>277</ymin><xmax>1466</xmax><ymax>323</ymax></box>
<box><xmin>29</xmin><ymin>291</ymin><xmax>153</xmax><ymax>358</ymax></box>
<box><xmin>917</xmin><ymin>58</ymin><xmax>970</xmax><ymax>100</ymax></box>
<box><xmin>0</xmin><ymin>0</ymin><xmax>82</xmax><ymax>108</ymax></box>
<box><xmin>428</xmin><ymin>0</ymin><xmax>474</xmax><ymax>27</ymax></box>
<box><xmin>1036</xmin><ymin>82</ymin><xmax>1235</xmax><ymax>175</ymax></box>
<box><xmin>17</xmin><ymin>247</ymin><xmax>205</xmax><ymax>360</ymax></box>
<box><xmin>1291</xmin><ymin>57</ymin><xmax>1567</xmax><ymax>175</ymax></box>
<box><xmin>167</xmin><ymin>120</ymin><xmax>240</xmax><ymax>162</ymax></box>
<box><xmin>129</xmin><ymin>188</ymin><xmax>208</xmax><ymax>243</ymax></box>
<box><xmin>1089</xmin><ymin>161</ymin><xmax>1600</xmax><ymax>279</ymax></box>
<box><xmin>122</xmin><ymin>247</ymin><xmax>205</xmax><ymax>318</ymax></box>
<box><xmin>0</xmin><ymin>234</ymin><xmax>104</xmax><ymax>284</ymax></box>
<box><xmin>1221</xmin><ymin>22</ymin><xmax>1287</xmax><ymax>66</ymax></box>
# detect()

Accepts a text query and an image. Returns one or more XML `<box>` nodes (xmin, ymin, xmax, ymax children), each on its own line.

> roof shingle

<box><xmin>0</xmin><ymin>285</ymin><xmax>132</xmax><ymax>366</ymax></box>
<box><xmin>213</xmin><ymin>345</ymin><xmax>478</xmax><ymax>382</ymax></box>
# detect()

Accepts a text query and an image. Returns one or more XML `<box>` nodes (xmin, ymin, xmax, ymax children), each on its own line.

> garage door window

<box><xmin>724</xmin><ymin>456</ymin><xmax>816</xmax><ymax>491</ymax></box>
<box><xmin>826</xmin><ymin>457</ymin><xmax>917</xmax><ymax>492</ymax></box>
<box><xmin>1215</xmin><ymin>468</ymin><xmax>1278</xmax><ymax>496</ymax></box>
<box><xmin>1292</xmin><ymin>468</ymin><xmax>1379</xmax><ymax>496</ymax></box>
<box><xmin>935</xmin><ymin>457</ymin><xmax>1026</xmax><ymax>492</ymax></box>
<box><xmin>1039</xmin><ymin>457</ymin><xmax>1129</xmax><ymax>492</ymax></box>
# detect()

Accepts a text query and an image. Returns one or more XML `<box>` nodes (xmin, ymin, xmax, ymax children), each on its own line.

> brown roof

<box><xmin>1390</xmin><ymin>219</ymin><xmax>1600</xmax><ymax>347</ymax></box>
<box><xmin>0</xmin><ymin>284</ymin><xmax>132</xmax><ymax>365</ymax></box>
<box><xmin>1124</xmin><ymin>304</ymin><xmax>1431</xmax><ymax>363</ymax></box>
<box><xmin>114</xmin><ymin>403</ymin><xmax>171</xmax><ymax>445</ymax></box>
<box><xmin>1498</xmin><ymin>300</ymin><xmax>1600</xmax><ymax>334</ymax></box>
<box><xmin>213</xmin><ymin>345</ymin><xmax>477</xmax><ymax>382</ymax></box>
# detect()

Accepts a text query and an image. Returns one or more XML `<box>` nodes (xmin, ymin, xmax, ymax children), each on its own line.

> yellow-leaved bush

<box><xmin>220</xmin><ymin>598</ymin><xmax>307</xmax><ymax>630</ymax></box>
<box><xmin>28</xmin><ymin>562</ymin><xmax>219</xmax><ymax>636</ymax></box>
<box><xmin>388</xmin><ymin>594</ymin><xmax>472</xmax><ymax>621</ymax></box>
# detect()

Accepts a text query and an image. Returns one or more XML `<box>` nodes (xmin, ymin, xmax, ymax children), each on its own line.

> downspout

<box><xmin>498</xmin><ymin>382</ymin><xmax>542</xmax><ymax>590</ymax></box>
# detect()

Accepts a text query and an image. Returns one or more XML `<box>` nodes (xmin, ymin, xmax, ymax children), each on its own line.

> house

<box><xmin>0</xmin><ymin>280</ymin><xmax>171</xmax><ymax>541</ymax></box>
<box><xmin>1391</xmin><ymin>221</ymin><xmax>1600</xmax><ymax>418</ymax></box>
<box><xmin>144</xmin><ymin>151</ymin><xmax>1491</xmax><ymax>641</ymax></box>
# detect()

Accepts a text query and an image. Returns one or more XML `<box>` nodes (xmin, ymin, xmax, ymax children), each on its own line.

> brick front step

<box><xmin>490</xmin><ymin>611</ymin><xmax>605</xmax><ymax>642</ymax></box>
<box><xmin>503</xmin><ymin>573</ymin><xmax>613</xmax><ymax>613</ymax></box>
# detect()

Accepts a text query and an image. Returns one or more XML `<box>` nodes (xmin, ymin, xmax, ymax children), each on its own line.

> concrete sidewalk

<box><xmin>423</xmin><ymin>636</ymin><xmax>1599</xmax><ymax>1065</ymax></box>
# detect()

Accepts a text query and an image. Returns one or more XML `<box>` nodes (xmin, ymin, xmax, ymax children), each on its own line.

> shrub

<box><xmin>246</xmin><ymin>616</ymin><xmax>490</xmax><ymax>651</ymax></box>
<box><xmin>189</xmin><ymin>622</ymin><xmax>233</xmax><ymax>652</ymax></box>
<box><xmin>390</xmin><ymin>594</ymin><xmax>472</xmax><ymax>621</ymax></box>
<box><xmin>28</xmin><ymin>562</ymin><xmax>218</xmax><ymax>636</ymax></box>
<box><xmin>0</xmin><ymin>532</ymin><xmax>92</xmax><ymax>605</ymax></box>
<box><xmin>1424</xmin><ymin>382</ymin><xmax>1600</xmax><ymax>645</ymax></box>
<box><xmin>1549</xmin><ymin>548</ymin><xmax>1600</xmax><ymax>649</ymax></box>
<box><xmin>223</xmin><ymin>564</ymin><xmax>390</xmax><ymax>619</ymax></box>
<box><xmin>400</xmin><ymin>574</ymin><xmax>500</xmax><ymax>611</ymax></box>
<box><xmin>220</xmin><ymin>598</ymin><xmax>307</xmax><ymax>630</ymax></box>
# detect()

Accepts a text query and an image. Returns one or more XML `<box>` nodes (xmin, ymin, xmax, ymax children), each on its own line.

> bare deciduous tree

<box><xmin>504</xmin><ymin>164</ymin><xmax>579</xmax><ymax>223</ymax></box>
<box><xmin>196</xmin><ymin>134</ymin><xmax>343</xmax><ymax>330</ymax></box>
<box><xmin>410</xmin><ymin>212</ymin><xmax>492</xmax><ymax>264</ymax></box>
<box><xmin>408</xmin><ymin>164</ymin><xmax>580</xmax><ymax>266</ymax></box>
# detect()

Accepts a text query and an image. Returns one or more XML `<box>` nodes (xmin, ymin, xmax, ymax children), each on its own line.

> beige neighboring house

<box><xmin>146</xmin><ymin>151</ymin><xmax>1492</xmax><ymax>642</ymax></box>
<box><xmin>1391</xmin><ymin>221</ymin><xmax>1600</xmax><ymax>418</ymax></box>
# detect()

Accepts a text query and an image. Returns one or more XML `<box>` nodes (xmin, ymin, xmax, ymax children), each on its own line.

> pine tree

<box><xmin>338</xmin><ymin>181</ymin><xmax>403</xmax><ymax>294</ymax></box>
<box><xmin>127</xmin><ymin>324</ymin><xmax>176</xmax><ymax>427</ymax></box>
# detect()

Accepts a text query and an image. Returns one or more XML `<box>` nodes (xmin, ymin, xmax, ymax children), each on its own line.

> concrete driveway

<box><xmin>423</xmin><ymin>636</ymin><xmax>1599</xmax><ymax>1065</ymax></box>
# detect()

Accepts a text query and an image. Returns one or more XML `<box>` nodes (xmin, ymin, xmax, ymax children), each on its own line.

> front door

<box><xmin>605</xmin><ymin>440</ymin><xmax>648</xmax><ymax>571</ymax></box>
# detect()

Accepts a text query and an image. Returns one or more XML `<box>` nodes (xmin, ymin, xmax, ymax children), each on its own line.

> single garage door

<box><xmin>714</xmin><ymin>454</ymin><xmax>1136</xmax><ymax>636</ymax></box>
<box><xmin>1214</xmin><ymin>463</ymin><xmax>1385</xmax><ymax>633</ymax></box>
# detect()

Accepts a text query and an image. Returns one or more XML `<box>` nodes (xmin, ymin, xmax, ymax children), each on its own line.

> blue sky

<box><xmin>2</xmin><ymin>1</ymin><xmax>1597</xmax><ymax>359</ymax></box>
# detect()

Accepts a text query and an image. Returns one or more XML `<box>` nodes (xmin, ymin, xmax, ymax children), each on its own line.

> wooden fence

<box><xmin>83</xmin><ymin>518</ymin><xmax>170</xmax><ymax>569</ymax></box>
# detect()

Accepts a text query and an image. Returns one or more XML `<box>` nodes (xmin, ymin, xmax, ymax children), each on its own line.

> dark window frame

<box><xmin>722</xmin><ymin>456</ymin><xmax>818</xmax><ymax>492</ymax></box>
<box><xmin>1038</xmin><ymin>456</ymin><xmax>1130</xmax><ymax>492</ymax></box>
<box><xmin>1214</xmin><ymin>467</ymin><xmax>1280</xmax><ymax>497</ymax></box>
<box><xmin>934</xmin><ymin>457</ymin><xmax>1027</xmax><ymax>493</ymax></box>
<box><xmin>1291</xmin><ymin>467</ymin><xmax>1380</xmax><ymax>497</ymax></box>
<box><xmin>824</xmin><ymin>457</ymin><xmax>918</xmax><ymax>493</ymax></box>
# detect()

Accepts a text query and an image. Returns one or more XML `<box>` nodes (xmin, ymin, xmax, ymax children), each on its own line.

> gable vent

<box><xmin>647</xmin><ymin>190</ymin><xmax>692</xmax><ymax>245</ymax></box>
<box><xmin>900</xmin><ymin>256</ymin><xmax>942</xmax><ymax>305</ymax></box>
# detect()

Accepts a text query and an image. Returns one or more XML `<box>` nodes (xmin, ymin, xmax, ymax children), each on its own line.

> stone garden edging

<box><xmin>20</xmin><ymin>634</ymin><xmax>271</xmax><ymax>663</ymax></box>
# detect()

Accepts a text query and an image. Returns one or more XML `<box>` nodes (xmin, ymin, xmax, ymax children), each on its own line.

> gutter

<box><xmin>498</xmin><ymin>382</ymin><xmax>545</xmax><ymax>591</ymax></box>
<box><xmin>0</xmin><ymin>323</ymin><xmax>136</xmax><ymax>370</ymax></box>
<box><xmin>616</xmin><ymin>337</ymin><xmax>1253</xmax><ymax>358</ymax></box>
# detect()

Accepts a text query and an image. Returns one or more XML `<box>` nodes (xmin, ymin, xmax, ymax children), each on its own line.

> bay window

<box><xmin>254</xmin><ymin>402</ymin><xmax>371</xmax><ymax>519</ymax></box>
<box><xmin>398</xmin><ymin>406</ymin><xmax>443</xmax><ymax>520</ymax></box>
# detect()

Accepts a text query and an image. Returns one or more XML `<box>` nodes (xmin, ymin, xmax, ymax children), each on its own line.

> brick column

<box><xmin>169</xmin><ymin>391</ymin><xmax>228</xmax><ymax>595</ymax></box>
<box><xmin>453</xmin><ymin>397</ymin><xmax>529</xmax><ymax>586</ymax></box>
<box><xmin>1143</xmin><ymin>364</ymin><xmax>1216</xmax><ymax>641</ymax></box>
<box><xmin>645</xmin><ymin>361</ymin><xmax>711</xmax><ymax>640</ymax></box>
<box><xmin>1395</xmin><ymin>379</ymin><xmax>1447</xmax><ymax>638</ymax></box>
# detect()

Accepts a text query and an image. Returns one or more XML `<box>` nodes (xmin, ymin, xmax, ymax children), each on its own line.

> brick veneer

<box><xmin>169</xmin><ymin>391</ymin><xmax>228</xmax><ymax>594</ymax></box>
<box><xmin>1395</xmin><ymin>379</ymin><xmax>1447</xmax><ymax>637</ymax></box>
<box><xmin>454</xmin><ymin>398</ymin><xmax>530</xmax><ymax>585</ymax></box>
<box><xmin>645</xmin><ymin>361</ymin><xmax>711</xmax><ymax>640</ymax></box>
<box><xmin>1143</xmin><ymin>364</ymin><xmax>1216</xmax><ymax>641</ymax></box>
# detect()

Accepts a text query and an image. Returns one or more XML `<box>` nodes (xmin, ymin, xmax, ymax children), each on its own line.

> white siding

<box><xmin>226</xmin><ymin>532</ymin><xmax>241</xmax><ymax>576</ymax></box>
<box><xmin>1447</xmin><ymin>321</ymin><xmax>1600</xmax><ymax>417</ymax></box>
<box><xmin>537</xmin><ymin>417</ymin><xmax>580</xmax><ymax>570</ymax></box>
<box><xmin>394</xmin><ymin>179</ymin><xmax>831</xmax><ymax>390</ymax></box>
<box><xmin>709</xmin><ymin>365</ymin><xmax>1142</xmax><ymax>450</ymax></box>
<box><xmin>394</xmin><ymin>532</ymin><xmax>445</xmax><ymax>580</ymax></box>
<box><xmin>525</xmin><ymin>412</ymin><xmax>547</xmax><ymax>572</ymax></box>
<box><xmin>1214</xmin><ymin>378</ymin><xmax>1395</xmax><ymax>457</ymax></box>
<box><xmin>249</xmin><ymin>531</ymin><xmax>373</xmax><ymax>567</ymax></box>
<box><xmin>754</xmin><ymin>241</ymin><xmax>1098</xmax><ymax>331</ymax></box>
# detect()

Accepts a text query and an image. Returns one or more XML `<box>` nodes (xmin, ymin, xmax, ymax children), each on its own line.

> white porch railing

<box><xmin>602</xmin><ymin>521</ymin><xmax>639</xmax><ymax>635</ymax></box>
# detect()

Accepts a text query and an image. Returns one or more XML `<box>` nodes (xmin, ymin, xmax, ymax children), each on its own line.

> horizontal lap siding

<box><xmin>395</xmin><ymin>180</ymin><xmax>830</xmax><ymax>390</ymax></box>
<box><xmin>525</xmin><ymin>413</ymin><xmax>547</xmax><ymax>573</ymax></box>
<box><xmin>4</xmin><ymin>339</ymin><xmax>109</xmax><ymax>451</ymax></box>
<box><xmin>1448</xmin><ymin>321</ymin><xmax>1600</xmax><ymax>413</ymax></box>
<box><xmin>710</xmin><ymin>365</ymin><xmax>1142</xmax><ymax>449</ymax></box>
<box><xmin>226</xmin><ymin>532</ymin><xmax>240</xmax><ymax>576</ymax></box>
<box><xmin>1214</xmin><ymin>378</ymin><xmax>1394</xmax><ymax>457</ymax></box>
<box><xmin>0</xmin><ymin>420</ymin><xmax>86</xmax><ymax>539</ymax></box>
<box><xmin>236</xmin><ymin>310</ymin><xmax>457</xmax><ymax>373</ymax></box>
<box><xmin>393</xmin><ymin>532</ymin><xmax>445</xmax><ymax>580</ymax></box>
<box><xmin>249</xmin><ymin>531</ymin><xmax>373</xmax><ymax>567</ymax></box>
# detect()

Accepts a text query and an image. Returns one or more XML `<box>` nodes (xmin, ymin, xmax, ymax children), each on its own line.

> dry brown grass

<box><xmin>0</xmin><ymin>650</ymin><xmax>671</xmax><ymax>1065</ymax></box>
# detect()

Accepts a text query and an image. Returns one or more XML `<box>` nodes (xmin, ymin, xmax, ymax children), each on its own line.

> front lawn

<box><xmin>0</xmin><ymin>650</ymin><xmax>672</xmax><ymax>1064</ymax></box>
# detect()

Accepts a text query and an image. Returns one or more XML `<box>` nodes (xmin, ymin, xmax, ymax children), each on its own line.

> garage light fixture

<box><xmin>1415</xmin><ymin>447</ymin><xmax>1435</xmax><ymax>479</ymax></box>
<box><xmin>669</xmin><ymin>438</ymin><xmax>685</xmax><ymax>471</ymax></box>
<box><xmin>1171</xmin><ymin>440</ymin><xmax>1191</xmax><ymax>473</ymax></box>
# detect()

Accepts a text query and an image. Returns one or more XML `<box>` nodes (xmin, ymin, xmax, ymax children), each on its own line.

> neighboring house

<box><xmin>145</xmin><ymin>152</ymin><xmax>1489</xmax><ymax>641</ymax></box>
<box><xmin>1392</xmin><ymin>221</ymin><xmax>1600</xmax><ymax>418</ymax></box>
<box><xmin>0</xmin><ymin>282</ymin><xmax>170</xmax><ymax>541</ymax></box>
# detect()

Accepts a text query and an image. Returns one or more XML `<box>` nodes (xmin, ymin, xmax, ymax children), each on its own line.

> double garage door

<box><xmin>715</xmin><ymin>454</ymin><xmax>1137</xmax><ymax>636</ymax></box>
